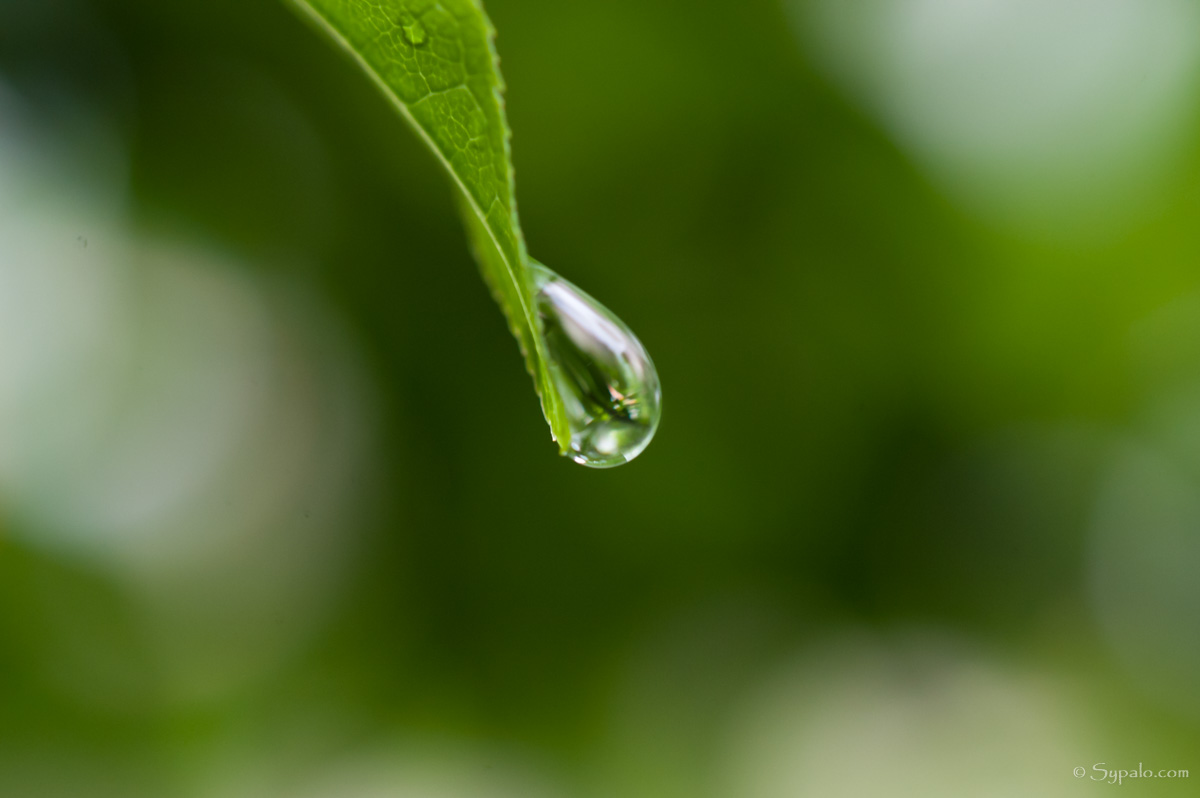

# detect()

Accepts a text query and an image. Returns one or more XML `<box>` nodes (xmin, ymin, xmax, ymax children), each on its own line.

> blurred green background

<box><xmin>2</xmin><ymin>0</ymin><xmax>1200</xmax><ymax>795</ymax></box>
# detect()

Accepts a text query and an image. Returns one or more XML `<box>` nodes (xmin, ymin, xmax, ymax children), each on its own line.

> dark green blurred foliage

<box><xmin>2</xmin><ymin>1</ymin><xmax>1200</xmax><ymax>795</ymax></box>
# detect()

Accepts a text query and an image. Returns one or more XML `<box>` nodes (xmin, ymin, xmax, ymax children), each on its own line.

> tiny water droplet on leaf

<box><xmin>402</xmin><ymin>18</ymin><xmax>428</xmax><ymax>46</ymax></box>
<box><xmin>532</xmin><ymin>262</ymin><xmax>661</xmax><ymax>468</ymax></box>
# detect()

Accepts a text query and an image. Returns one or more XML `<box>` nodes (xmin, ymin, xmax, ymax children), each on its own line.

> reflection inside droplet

<box><xmin>531</xmin><ymin>262</ymin><xmax>661</xmax><ymax>468</ymax></box>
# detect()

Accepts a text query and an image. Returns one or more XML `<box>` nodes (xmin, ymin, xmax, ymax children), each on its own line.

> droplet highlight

<box><xmin>531</xmin><ymin>262</ymin><xmax>661</xmax><ymax>468</ymax></box>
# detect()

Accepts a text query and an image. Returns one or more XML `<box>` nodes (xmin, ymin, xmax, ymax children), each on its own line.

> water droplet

<box><xmin>531</xmin><ymin>262</ymin><xmax>661</xmax><ymax>468</ymax></box>
<box><xmin>401</xmin><ymin>18</ymin><xmax>428</xmax><ymax>46</ymax></box>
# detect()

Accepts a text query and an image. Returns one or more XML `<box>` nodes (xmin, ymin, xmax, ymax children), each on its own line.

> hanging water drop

<box><xmin>531</xmin><ymin>262</ymin><xmax>662</xmax><ymax>468</ymax></box>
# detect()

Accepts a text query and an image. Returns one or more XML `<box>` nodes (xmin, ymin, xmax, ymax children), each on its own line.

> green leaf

<box><xmin>287</xmin><ymin>0</ymin><xmax>571</xmax><ymax>452</ymax></box>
